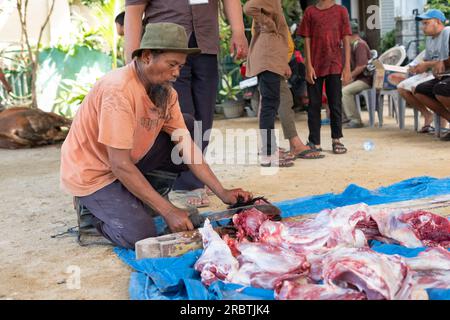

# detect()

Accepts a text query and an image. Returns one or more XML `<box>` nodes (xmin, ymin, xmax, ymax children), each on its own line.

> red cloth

<box><xmin>294</xmin><ymin>50</ymin><xmax>304</xmax><ymax>64</ymax></box>
<box><xmin>298</xmin><ymin>4</ymin><xmax>352</xmax><ymax>77</ymax></box>
<box><xmin>322</xmin><ymin>83</ymin><xmax>328</xmax><ymax>104</ymax></box>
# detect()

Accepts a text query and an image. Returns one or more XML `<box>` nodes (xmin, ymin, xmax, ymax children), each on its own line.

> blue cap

<box><xmin>416</xmin><ymin>9</ymin><xmax>447</xmax><ymax>23</ymax></box>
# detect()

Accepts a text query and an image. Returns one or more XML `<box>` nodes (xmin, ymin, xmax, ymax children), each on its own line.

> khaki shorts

<box><xmin>397</xmin><ymin>72</ymin><xmax>435</xmax><ymax>92</ymax></box>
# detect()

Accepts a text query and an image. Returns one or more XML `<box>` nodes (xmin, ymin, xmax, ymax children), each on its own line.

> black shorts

<box><xmin>415</xmin><ymin>76</ymin><xmax>450</xmax><ymax>98</ymax></box>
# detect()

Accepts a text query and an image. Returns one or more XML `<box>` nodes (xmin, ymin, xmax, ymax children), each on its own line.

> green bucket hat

<box><xmin>351</xmin><ymin>21</ymin><xmax>360</xmax><ymax>34</ymax></box>
<box><xmin>132</xmin><ymin>22</ymin><xmax>201</xmax><ymax>58</ymax></box>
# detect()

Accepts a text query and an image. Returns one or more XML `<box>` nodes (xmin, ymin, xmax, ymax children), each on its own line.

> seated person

<box><xmin>60</xmin><ymin>23</ymin><xmax>252</xmax><ymax>249</ymax></box>
<box><xmin>398</xmin><ymin>9</ymin><xmax>450</xmax><ymax>133</ymax></box>
<box><xmin>397</xmin><ymin>50</ymin><xmax>436</xmax><ymax>133</ymax></box>
<box><xmin>414</xmin><ymin>60</ymin><xmax>450</xmax><ymax>141</ymax></box>
<box><xmin>342</xmin><ymin>22</ymin><xmax>372</xmax><ymax>129</ymax></box>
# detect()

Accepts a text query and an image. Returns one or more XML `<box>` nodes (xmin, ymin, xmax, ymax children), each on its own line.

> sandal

<box><xmin>306</xmin><ymin>141</ymin><xmax>323</xmax><ymax>152</ymax></box>
<box><xmin>295</xmin><ymin>148</ymin><xmax>325</xmax><ymax>159</ymax></box>
<box><xmin>169</xmin><ymin>188</ymin><xmax>210</xmax><ymax>208</ymax></box>
<box><xmin>332</xmin><ymin>141</ymin><xmax>347</xmax><ymax>154</ymax></box>
<box><xmin>418</xmin><ymin>125</ymin><xmax>435</xmax><ymax>134</ymax></box>
<box><xmin>440</xmin><ymin>132</ymin><xmax>450</xmax><ymax>141</ymax></box>
<box><xmin>260</xmin><ymin>152</ymin><xmax>294</xmax><ymax>167</ymax></box>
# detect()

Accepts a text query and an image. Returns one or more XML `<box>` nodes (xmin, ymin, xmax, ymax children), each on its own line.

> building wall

<box><xmin>380</xmin><ymin>0</ymin><xmax>396</xmax><ymax>36</ymax></box>
<box><xmin>0</xmin><ymin>0</ymin><xmax>71</xmax><ymax>49</ymax></box>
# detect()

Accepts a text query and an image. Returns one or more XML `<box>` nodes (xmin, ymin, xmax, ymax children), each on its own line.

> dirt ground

<box><xmin>1</xmin><ymin>108</ymin><xmax>449</xmax><ymax>300</ymax></box>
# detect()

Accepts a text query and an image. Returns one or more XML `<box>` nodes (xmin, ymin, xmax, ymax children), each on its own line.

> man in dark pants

<box><xmin>124</xmin><ymin>0</ymin><xmax>248</xmax><ymax>208</ymax></box>
<box><xmin>60</xmin><ymin>23</ymin><xmax>252</xmax><ymax>249</ymax></box>
<box><xmin>415</xmin><ymin>75</ymin><xmax>450</xmax><ymax>140</ymax></box>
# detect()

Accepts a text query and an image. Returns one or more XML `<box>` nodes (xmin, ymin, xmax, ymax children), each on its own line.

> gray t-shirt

<box><xmin>424</xmin><ymin>26</ymin><xmax>450</xmax><ymax>61</ymax></box>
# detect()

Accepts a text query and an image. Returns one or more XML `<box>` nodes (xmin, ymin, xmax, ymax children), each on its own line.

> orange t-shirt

<box><xmin>60</xmin><ymin>62</ymin><xmax>188</xmax><ymax>197</ymax></box>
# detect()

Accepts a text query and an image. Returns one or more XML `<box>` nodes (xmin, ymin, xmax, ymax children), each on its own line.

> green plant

<box><xmin>219</xmin><ymin>72</ymin><xmax>242</xmax><ymax>102</ymax></box>
<box><xmin>53</xmin><ymin>79</ymin><xmax>94</xmax><ymax>118</ymax></box>
<box><xmin>426</xmin><ymin>0</ymin><xmax>450</xmax><ymax>20</ymax></box>
<box><xmin>91</xmin><ymin>0</ymin><xmax>122</xmax><ymax>69</ymax></box>
<box><xmin>15</xmin><ymin>0</ymin><xmax>56</xmax><ymax>108</ymax></box>
<box><xmin>55</xmin><ymin>17</ymin><xmax>104</xmax><ymax>55</ymax></box>
<box><xmin>380</xmin><ymin>29</ymin><xmax>396</xmax><ymax>55</ymax></box>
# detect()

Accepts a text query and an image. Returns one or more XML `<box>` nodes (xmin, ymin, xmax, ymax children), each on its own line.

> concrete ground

<box><xmin>0</xmin><ymin>106</ymin><xmax>449</xmax><ymax>299</ymax></box>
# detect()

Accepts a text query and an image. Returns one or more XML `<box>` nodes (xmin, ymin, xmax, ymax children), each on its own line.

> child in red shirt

<box><xmin>299</xmin><ymin>0</ymin><xmax>352</xmax><ymax>154</ymax></box>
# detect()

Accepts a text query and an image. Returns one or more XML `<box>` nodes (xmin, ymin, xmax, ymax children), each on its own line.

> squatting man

<box><xmin>60</xmin><ymin>23</ymin><xmax>252</xmax><ymax>249</ymax></box>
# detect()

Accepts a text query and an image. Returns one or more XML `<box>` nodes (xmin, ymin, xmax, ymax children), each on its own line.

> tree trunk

<box><xmin>16</xmin><ymin>0</ymin><xmax>55</xmax><ymax>109</ymax></box>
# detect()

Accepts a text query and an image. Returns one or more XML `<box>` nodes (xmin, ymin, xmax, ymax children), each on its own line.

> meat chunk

<box><xmin>276</xmin><ymin>281</ymin><xmax>367</xmax><ymax>300</ymax></box>
<box><xmin>232</xmin><ymin>208</ymin><xmax>271</xmax><ymax>241</ymax></box>
<box><xmin>259</xmin><ymin>204</ymin><xmax>372</xmax><ymax>252</ymax></box>
<box><xmin>230</xmin><ymin>242</ymin><xmax>310</xmax><ymax>290</ymax></box>
<box><xmin>194</xmin><ymin>219</ymin><xmax>239</xmax><ymax>286</ymax></box>
<box><xmin>399</xmin><ymin>211</ymin><xmax>450</xmax><ymax>248</ymax></box>
<box><xmin>370</xmin><ymin>209</ymin><xmax>450</xmax><ymax>248</ymax></box>
<box><xmin>322</xmin><ymin>247</ymin><xmax>413</xmax><ymax>300</ymax></box>
<box><xmin>405</xmin><ymin>247</ymin><xmax>450</xmax><ymax>289</ymax></box>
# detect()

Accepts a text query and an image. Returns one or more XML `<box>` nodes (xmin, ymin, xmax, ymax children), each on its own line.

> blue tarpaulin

<box><xmin>115</xmin><ymin>176</ymin><xmax>450</xmax><ymax>300</ymax></box>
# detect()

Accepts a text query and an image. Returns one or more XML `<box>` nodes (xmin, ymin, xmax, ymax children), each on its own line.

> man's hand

<box><xmin>230</xmin><ymin>32</ymin><xmax>249</xmax><ymax>60</ymax></box>
<box><xmin>433</xmin><ymin>61</ymin><xmax>446</xmax><ymax>78</ymax></box>
<box><xmin>408</xmin><ymin>65</ymin><xmax>418</xmax><ymax>74</ymax></box>
<box><xmin>306</xmin><ymin>65</ymin><xmax>317</xmax><ymax>85</ymax></box>
<box><xmin>219</xmin><ymin>188</ymin><xmax>253</xmax><ymax>206</ymax></box>
<box><xmin>284</xmin><ymin>64</ymin><xmax>292</xmax><ymax>79</ymax></box>
<box><xmin>413</xmin><ymin>63</ymin><xmax>428</xmax><ymax>74</ymax></box>
<box><xmin>163</xmin><ymin>207</ymin><xmax>194</xmax><ymax>233</ymax></box>
<box><xmin>342</xmin><ymin>67</ymin><xmax>352</xmax><ymax>86</ymax></box>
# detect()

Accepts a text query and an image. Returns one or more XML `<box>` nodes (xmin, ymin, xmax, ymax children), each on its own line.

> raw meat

<box><xmin>405</xmin><ymin>247</ymin><xmax>450</xmax><ymax>289</ymax></box>
<box><xmin>370</xmin><ymin>209</ymin><xmax>450</xmax><ymax>248</ymax></box>
<box><xmin>232</xmin><ymin>208</ymin><xmax>271</xmax><ymax>241</ymax></box>
<box><xmin>406</xmin><ymin>247</ymin><xmax>450</xmax><ymax>270</ymax></box>
<box><xmin>194</xmin><ymin>219</ymin><xmax>239</xmax><ymax>286</ymax></box>
<box><xmin>399</xmin><ymin>211</ymin><xmax>450</xmax><ymax>248</ymax></box>
<box><xmin>369</xmin><ymin>209</ymin><xmax>425</xmax><ymax>248</ymax></box>
<box><xmin>259</xmin><ymin>204</ymin><xmax>371</xmax><ymax>252</ymax></box>
<box><xmin>276</xmin><ymin>281</ymin><xmax>367</xmax><ymax>300</ymax></box>
<box><xmin>322</xmin><ymin>247</ymin><xmax>413</xmax><ymax>300</ymax></box>
<box><xmin>230</xmin><ymin>242</ymin><xmax>310</xmax><ymax>290</ymax></box>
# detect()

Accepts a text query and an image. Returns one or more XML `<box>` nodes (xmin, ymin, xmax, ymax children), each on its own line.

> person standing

<box><xmin>299</xmin><ymin>0</ymin><xmax>352</xmax><ymax>155</ymax></box>
<box><xmin>277</xmin><ymin>25</ymin><xmax>324</xmax><ymax>159</ymax></box>
<box><xmin>124</xmin><ymin>0</ymin><xmax>249</xmax><ymax>207</ymax></box>
<box><xmin>244</xmin><ymin>0</ymin><xmax>295</xmax><ymax>167</ymax></box>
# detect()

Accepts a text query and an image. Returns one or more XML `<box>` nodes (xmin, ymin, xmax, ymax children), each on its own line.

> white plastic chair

<box><xmin>354</xmin><ymin>50</ymin><xmax>378</xmax><ymax>127</ymax></box>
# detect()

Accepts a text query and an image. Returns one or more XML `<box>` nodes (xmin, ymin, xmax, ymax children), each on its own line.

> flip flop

<box><xmin>440</xmin><ymin>132</ymin><xmax>450</xmax><ymax>141</ymax></box>
<box><xmin>306</xmin><ymin>141</ymin><xmax>323</xmax><ymax>152</ymax></box>
<box><xmin>295</xmin><ymin>149</ymin><xmax>325</xmax><ymax>159</ymax></box>
<box><xmin>260</xmin><ymin>153</ymin><xmax>295</xmax><ymax>167</ymax></box>
<box><xmin>204</xmin><ymin>186</ymin><xmax>215</xmax><ymax>196</ymax></box>
<box><xmin>260</xmin><ymin>158</ymin><xmax>295</xmax><ymax>167</ymax></box>
<box><xmin>169</xmin><ymin>189</ymin><xmax>210</xmax><ymax>208</ymax></box>
<box><xmin>345</xmin><ymin>121</ymin><xmax>364</xmax><ymax>129</ymax></box>
<box><xmin>418</xmin><ymin>125</ymin><xmax>435</xmax><ymax>134</ymax></box>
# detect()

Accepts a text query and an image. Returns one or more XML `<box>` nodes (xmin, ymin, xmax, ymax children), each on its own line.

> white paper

<box><xmin>189</xmin><ymin>0</ymin><xmax>209</xmax><ymax>5</ymax></box>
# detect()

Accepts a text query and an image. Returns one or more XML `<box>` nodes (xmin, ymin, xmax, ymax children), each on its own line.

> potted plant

<box><xmin>219</xmin><ymin>72</ymin><xmax>245</xmax><ymax>119</ymax></box>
